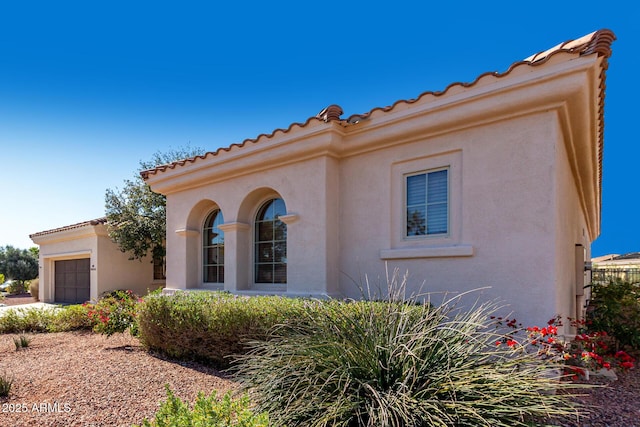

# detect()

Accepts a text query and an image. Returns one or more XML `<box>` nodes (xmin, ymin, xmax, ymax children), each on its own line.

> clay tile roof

<box><xmin>139</xmin><ymin>112</ymin><xmax>330</xmax><ymax>179</ymax></box>
<box><xmin>344</xmin><ymin>29</ymin><xmax>615</xmax><ymax>123</ymax></box>
<box><xmin>29</xmin><ymin>217</ymin><xmax>108</xmax><ymax>239</ymax></box>
<box><xmin>141</xmin><ymin>29</ymin><xmax>615</xmax><ymax>180</ymax></box>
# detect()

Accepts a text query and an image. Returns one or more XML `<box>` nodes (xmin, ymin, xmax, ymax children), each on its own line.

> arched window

<box><xmin>203</xmin><ymin>209</ymin><xmax>224</xmax><ymax>283</ymax></box>
<box><xmin>255</xmin><ymin>198</ymin><xmax>287</xmax><ymax>284</ymax></box>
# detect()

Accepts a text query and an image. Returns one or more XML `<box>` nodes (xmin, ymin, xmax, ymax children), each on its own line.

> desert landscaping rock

<box><xmin>0</xmin><ymin>331</ymin><xmax>638</xmax><ymax>426</ymax></box>
<box><xmin>0</xmin><ymin>332</ymin><xmax>236</xmax><ymax>427</ymax></box>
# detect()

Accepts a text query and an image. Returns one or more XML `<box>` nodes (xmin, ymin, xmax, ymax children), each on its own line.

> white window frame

<box><xmin>404</xmin><ymin>167</ymin><xmax>450</xmax><ymax>239</ymax></box>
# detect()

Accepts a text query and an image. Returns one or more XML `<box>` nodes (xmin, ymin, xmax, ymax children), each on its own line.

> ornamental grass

<box><xmin>233</xmin><ymin>270</ymin><xmax>588</xmax><ymax>427</ymax></box>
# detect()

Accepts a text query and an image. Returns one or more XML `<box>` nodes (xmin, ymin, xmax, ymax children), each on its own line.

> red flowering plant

<box><xmin>493</xmin><ymin>315</ymin><xmax>635</xmax><ymax>381</ymax></box>
<box><xmin>84</xmin><ymin>290</ymin><xmax>141</xmax><ymax>337</ymax></box>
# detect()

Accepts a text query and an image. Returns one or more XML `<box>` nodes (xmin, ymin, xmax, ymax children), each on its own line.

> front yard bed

<box><xmin>1</xmin><ymin>329</ymin><xmax>639</xmax><ymax>426</ymax></box>
<box><xmin>0</xmin><ymin>331</ymin><xmax>236</xmax><ymax>427</ymax></box>
<box><xmin>1</xmin><ymin>280</ymin><xmax>639</xmax><ymax>426</ymax></box>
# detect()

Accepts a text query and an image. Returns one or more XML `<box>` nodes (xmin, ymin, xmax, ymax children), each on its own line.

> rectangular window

<box><xmin>406</xmin><ymin>168</ymin><xmax>448</xmax><ymax>237</ymax></box>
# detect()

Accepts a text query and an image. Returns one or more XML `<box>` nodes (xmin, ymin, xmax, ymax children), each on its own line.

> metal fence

<box><xmin>591</xmin><ymin>268</ymin><xmax>640</xmax><ymax>284</ymax></box>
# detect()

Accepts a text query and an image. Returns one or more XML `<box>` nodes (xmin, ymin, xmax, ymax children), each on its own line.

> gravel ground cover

<box><xmin>557</xmin><ymin>366</ymin><xmax>640</xmax><ymax>427</ymax></box>
<box><xmin>0</xmin><ymin>332</ymin><xmax>236</xmax><ymax>427</ymax></box>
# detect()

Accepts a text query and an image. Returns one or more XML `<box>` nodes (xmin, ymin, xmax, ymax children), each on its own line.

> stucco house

<box><xmin>30</xmin><ymin>218</ymin><xmax>164</xmax><ymax>303</ymax></box>
<box><xmin>140</xmin><ymin>29</ymin><xmax>615</xmax><ymax>329</ymax></box>
<box><xmin>142</xmin><ymin>29</ymin><xmax>615</xmax><ymax>329</ymax></box>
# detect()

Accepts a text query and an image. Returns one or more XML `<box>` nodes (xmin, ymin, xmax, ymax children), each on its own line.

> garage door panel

<box><xmin>64</xmin><ymin>273</ymin><xmax>77</xmax><ymax>287</ymax></box>
<box><xmin>61</xmin><ymin>261</ymin><xmax>74</xmax><ymax>273</ymax></box>
<box><xmin>77</xmin><ymin>272</ymin><xmax>90</xmax><ymax>287</ymax></box>
<box><xmin>55</xmin><ymin>259</ymin><xmax>90</xmax><ymax>304</ymax></box>
<box><xmin>77</xmin><ymin>288</ymin><xmax>90</xmax><ymax>302</ymax></box>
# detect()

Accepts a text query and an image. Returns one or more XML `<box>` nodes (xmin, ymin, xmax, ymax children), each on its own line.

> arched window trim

<box><xmin>202</xmin><ymin>208</ymin><xmax>225</xmax><ymax>284</ymax></box>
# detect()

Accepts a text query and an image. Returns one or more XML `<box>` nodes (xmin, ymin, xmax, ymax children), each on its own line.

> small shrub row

<box><xmin>0</xmin><ymin>304</ymin><xmax>95</xmax><ymax>334</ymax></box>
<box><xmin>135</xmin><ymin>386</ymin><xmax>269</xmax><ymax>427</ymax></box>
<box><xmin>136</xmin><ymin>291</ymin><xmax>319</xmax><ymax>368</ymax></box>
<box><xmin>0</xmin><ymin>289</ymin><xmax>152</xmax><ymax>335</ymax></box>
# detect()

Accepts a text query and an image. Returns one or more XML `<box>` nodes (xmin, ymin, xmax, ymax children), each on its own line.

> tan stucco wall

<box><xmin>33</xmin><ymin>224</ymin><xmax>160</xmax><ymax>303</ymax></box>
<box><xmin>156</xmin><ymin>112</ymin><xmax>579</xmax><ymax>327</ymax></box>
<box><xmin>553</xmin><ymin>117</ymin><xmax>592</xmax><ymax>332</ymax></box>
<box><xmin>96</xmin><ymin>230</ymin><xmax>164</xmax><ymax>297</ymax></box>
<box><xmin>339</xmin><ymin>113</ymin><xmax>558</xmax><ymax>327</ymax></box>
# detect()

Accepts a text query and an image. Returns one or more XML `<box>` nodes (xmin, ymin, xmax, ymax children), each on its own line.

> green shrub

<box><xmin>0</xmin><ymin>305</ymin><xmax>95</xmax><ymax>334</ymax></box>
<box><xmin>135</xmin><ymin>385</ymin><xmax>269</xmax><ymax>427</ymax></box>
<box><xmin>85</xmin><ymin>290</ymin><xmax>140</xmax><ymax>337</ymax></box>
<box><xmin>49</xmin><ymin>304</ymin><xmax>95</xmax><ymax>332</ymax></box>
<box><xmin>587</xmin><ymin>278</ymin><xmax>640</xmax><ymax>350</ymax></box>
<box><xmin>0</xmin><ymin>308</ymin><xmax>56</xmax><ymax>334</ymax></box>
<box><xmin>8</xmin><ymin>280</ymin><xmax>28</xmax><ymax>294</ymax></box>
<box><xmin>29</xmin><ymin>278</ymin><xmax>39</xmax><ymax>301</ymax></box>
<box><xmin>137</xmin><ymin>291</ymin><xmax>313</xmax><ymax>368</ymax></box>
<box><xmin>233</xmin><ymin>283</ymin><xmax>586</xmax><ymax>426</ymax></box>
<box><xmin>0</xmin><ymin>372</ymin><xmax>12</xmax><ymax>397</ymax></box>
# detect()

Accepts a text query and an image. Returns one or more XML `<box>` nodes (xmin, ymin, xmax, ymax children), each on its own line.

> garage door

<box><xmin>55</xmin><ymin>259</ymin><xmax>90</xmax><ymax>303</ymax></box>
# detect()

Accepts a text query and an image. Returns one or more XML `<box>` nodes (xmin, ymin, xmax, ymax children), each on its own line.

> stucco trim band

<box><xmin>175</xmin><ymin>228</ymin><xmax>200</xmax><ymax>236</ymax></box>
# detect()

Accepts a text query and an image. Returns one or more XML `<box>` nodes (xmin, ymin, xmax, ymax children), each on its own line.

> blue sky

<box><xmin>0</xmin><ymin>1</ymin><xmax>637</xmax><ymax>257</ymax></box>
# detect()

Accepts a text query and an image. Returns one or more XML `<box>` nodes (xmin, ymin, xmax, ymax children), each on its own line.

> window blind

<box><xmin>406</xmin><ymin>169</ymin><xmax>448</xmax><ymax>236</ymax></box>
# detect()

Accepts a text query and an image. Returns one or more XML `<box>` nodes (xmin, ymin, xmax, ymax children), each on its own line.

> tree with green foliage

<box><xmin>0</xmin><ymin>246</ymin><xmax>39</xmax><ymax>293</ymax></box>
<box><xmin>105</xmin><ymin>145</ymin><xmax>205</xmax><ymax>261</ymax></box>
<box><xmin>28</xmin><ymin>246</ymin><xmax>39</xmax><ymax>259</ymax></box>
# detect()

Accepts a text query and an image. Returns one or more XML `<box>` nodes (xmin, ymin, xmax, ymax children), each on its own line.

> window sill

<box><xmin>250</xmin><ymin>284</ymin><xmax>287</xmax><ymax>293</ymax></box>
<box><xmin>379</xmin><ymin>244</ymin><xmax>474</xmax><ymax>260</ymax></box>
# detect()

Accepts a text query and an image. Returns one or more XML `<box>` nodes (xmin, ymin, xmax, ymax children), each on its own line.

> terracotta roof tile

<box><xmin>139</xmin><ymin>115</ymin><xmax>327</xmax><ymax>179</ymax></box>
<box><xmin>30</xmin><ymin>217</ymin><xmax>108</xmax><ymax>239</ymax></box>
<box><xmin>141</xmin><ymin>29</ymin><xmax>615</xmax><ymax>180</ymax></box>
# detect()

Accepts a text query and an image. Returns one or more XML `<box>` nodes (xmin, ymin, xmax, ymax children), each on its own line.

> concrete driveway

<box><xmin>0</xmin><ymin>302</ymin><xmax>62</xmax><ymax>314</ymax></box>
